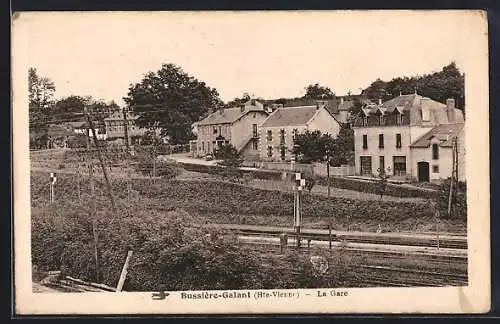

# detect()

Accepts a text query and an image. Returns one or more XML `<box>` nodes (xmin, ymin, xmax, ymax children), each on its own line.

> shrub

<box><xmin>316</xmin><ymin>176</ymin><xmax>436</xmax><ymax>199</ymax></box>
<box><xmin>31</xmin><ymin>204</ymin><xmax>362</xmax><ymax>291</ymax></box>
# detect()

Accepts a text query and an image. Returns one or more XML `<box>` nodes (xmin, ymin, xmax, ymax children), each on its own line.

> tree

<box><xmin>376</xmin><ymin>166</ymin><xmax>391</xmax><ymax>200</ymax></box>
<box><xmin>293</xmin><ymin>130</ymin><xmax>335</xmax><ymax>163</ymax></box>
<box><xmin>225</xmin><ymin>93</ymin><xmax>251</xmax><ymax>108</ymax></box>
<box><xmin>29</xmin><ymin>67</ymin><xmax>56</xmax><ymax>128</ymax></box>
<box><xmin>51</xmin><ymin>95</ymin><xmax>88</xmax><ymax>123</ymax></box>
<box><xmin>303</xmin><ymin>83</ymin><xmax>335</xmax><ymax>99</ymax></box>
<box><xmin>361</xmin><ymin>62</ymin><xmax>465</xmax><ymax>111</ymax></box>
<box><xmin>215</xmin><ymin>144</ymin><xmax>243</xmax><ymax>168</ymax></box>
<box><xmin>329</xmin><ymin>126</ymin><xmax>354</xmax><ymax>167</ymax></box>
<box><xmin>348</xmin><ymin>98</ymin><xmax>364</xmax><ymax>119</ymax></box>
<box><xmin>123</xmin><ymin>63</ymin><xmax>223</xmax><ymax>144</ymax></box>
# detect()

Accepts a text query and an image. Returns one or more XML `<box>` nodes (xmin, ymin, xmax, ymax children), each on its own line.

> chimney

<box><xmin>378</xmin><ymin>98</ymin><xmax>382</xmax><ymax>105</ymax></box>
<box><xmin>340</xmin><ymin>97</ymin><xmax>344</xmax><ymax>105</ymax></box>
<box><xmin>446</xmin><ymin>98</ymin><xmax>456</xmax><ymax>122</ymax></box>
<box><xmin>240</xmin><ymin>104</ymin><xmax>245</xmax><ymax>113</ymax></box>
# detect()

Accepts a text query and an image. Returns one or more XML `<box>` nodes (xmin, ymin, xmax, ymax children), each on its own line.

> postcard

<box><xmin>12</xmin><ymin>10</ymin><xmax>490</xmax><ymax>314</ymax></box>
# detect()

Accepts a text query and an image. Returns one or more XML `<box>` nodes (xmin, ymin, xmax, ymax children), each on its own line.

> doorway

<box><xmin>417</xmin><ymin>161</ymin><xmax>430</xmax><ymax>182</ymax></box>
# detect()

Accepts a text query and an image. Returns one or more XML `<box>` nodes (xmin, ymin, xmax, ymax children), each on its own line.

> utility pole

<box><xmin>447</xmin><ymin>136</ymin><xmax>458</xmax><ymax>217</ymax></box>
<box><xmin>84</xmin><ymin>106</ymin><xmax>100</xmax><ymax>283</ymax></box>
<box><xmin>86</xmin><ymin>111</ymin><xmax>117</xmax><ymax>213</ymax></box>
<box><xmin>123</xmin><ymin>107</ymin><xmax>130</xmax><ymax>152</ymax></box>
<box><xmin>326</xmin><ymin>151</ymin><xmax>332</xmax><ymax>250</ymax></box>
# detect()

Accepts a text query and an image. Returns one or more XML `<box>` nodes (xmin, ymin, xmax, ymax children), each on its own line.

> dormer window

<box><xmin>422</xmin><ymin>107</ymin><xmax>430</xmax><ymax>121</ymax></box>
<box><xmin>379</xmin><ymin>115</ymin><xmax>385</xmax><ymax>126</ymax></box>
<box><xmin>396</xmin><ymin>113</ymin><xmax>402</xmax><ymax>125</ymax></box>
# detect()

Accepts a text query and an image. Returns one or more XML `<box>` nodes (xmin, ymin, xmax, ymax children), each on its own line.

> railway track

<box><xmin>357</xmin><ymin>265</ymin><xmax>468</xmax><ymax>287</ymax></box>
<box><xmin>212</xmin><ymin>224</ymin><xmax>468</xmax><ymax>250</ymax></box>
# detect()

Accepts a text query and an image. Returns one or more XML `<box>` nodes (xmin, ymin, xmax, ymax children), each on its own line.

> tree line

<box><xmin>29</xmin><ymin>61</ymin><xmax>464</xmax><ymax>147</ymax></box>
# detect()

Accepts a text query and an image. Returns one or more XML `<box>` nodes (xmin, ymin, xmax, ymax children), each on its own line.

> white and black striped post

<box><xmin>294</xmin><ymin>172</ymin><xmax>306</xmax><ymax>248</ymax></box>
<box><xmin>49</xmin><ymin>172</ymin><xmax>57</xmax><ymax>203</ymax></box>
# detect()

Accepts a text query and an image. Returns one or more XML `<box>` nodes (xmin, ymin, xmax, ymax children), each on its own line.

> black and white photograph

<box><xmin>12</xmin><ymin>10</ymin><xmax>490</xmax><ymax>314</ymax></box>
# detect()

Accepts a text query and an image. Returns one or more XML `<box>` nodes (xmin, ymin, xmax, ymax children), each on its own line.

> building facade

<box><xmin>194</xmin><ymin>99</ymin><xmax>270</xmax><ymax>160</ymax></box>
<box><xmin>352</xmin><ymin>93</ymin><xmax>464</xmax><ymax>182</ymax></box>
<box><xmin>258</xmin><ymin>103</ymin><xmax>342</xmax><ymax>162</ymax></box>
<box><xmin>104</xmin><ymin>110</ymin><xmax>146</xmax><ymax>145</ymax></box>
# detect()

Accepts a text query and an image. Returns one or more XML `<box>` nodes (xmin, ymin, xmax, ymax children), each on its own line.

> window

<box><xmin>213</xmin><ymin>127</ymin><xmax>217</xmax><ymax>134</ymax></box>
<box><xmin>252</xmin><ymin>124</ymin><xmax>258</xmax><ymax>138</ymax></box>
<box><xmin>393</xmin><ymin>156</ymin><xmax>407</xmax><ymax>176</ymax></box>
<box><xmin>422</xmin><ymin>107</ymin><xmax>430</xmax><ymax>121</ymax></box>
<box><xmin>267</xmin><ymin>130</ymin><xmax>273</xmax><ymax>141</ymax></box>
<box><xmin>396</xmin><ymin>133</ymin><xmax>402</xmax><ymax>148</ymax></box>
<box><xmin>362</xmin><ymin>135</ymin><xmax>368</xmax><ymax>149</ymax></box>
<box><xmin>267</xmin><ymin>145</ymin><xmax>273</xmax><ymax>157</ymax></box>
<box><xmin>292</xmin><ymin>128</ymin><xmax>299</xmax><ymax>139</ymax></box>
<box><xmin>396</xmin><ymin>113</ymin><xmax>402</xmax><ymax>125</ymax></box>
<box><xmin>360</xmin><ymin>156</ymin><xmax>372</xmax><ymax>175</ymax></box>
<box><xmin>379</xmin><ymin>156</ymin><xmax>385</xmax><ymax>174</ymax></box>
<box><xmin>202</xmin><ymin>142</ymin><xmax>205</xmax><ymax>151</ymax></box>
<box><xmin>379</xmin><ymin>115</ymin><xmax>385</xmax><ymax>126</ymax></box>
<box><xmin>279</xmin><ymin>129</ymin><xmax>285</xmax><ymax>145</ymax></box>
<box><xmin>218</xmin><ymin>126</ymin><xmax>222</xmax><ymax>135</ymax></box>
<box><xmin>252</xmin><ymin>140</ymin><xmax>258</xmax><ymax>150</ymax></box>
<box><xmin>280</xmin><ymin>145</ymin><xmax>286</xmax><ymax>161</ymax></box>
<box><xmin>363</xmin><ymin>117</ymin><xmax>368</xmax><ymax>127</ymax></box>
<box><xmin>432</xmin><ymin>165</ymin><xmax>439</xmax><ymax>173</ymax></box>
<box><xmin>253</xmin><ymin>113</ymin><xmax>256</xmax><ymax>118</ymax></box>
<box><xmin>432</xmin><ymin>143</ymin><xmax>439</xmax><ymax>160</ymax></box>
<box><xmin>379</xmin><ymin>134</ymin><xmax>384</xmax><ymax>148</ymax></box>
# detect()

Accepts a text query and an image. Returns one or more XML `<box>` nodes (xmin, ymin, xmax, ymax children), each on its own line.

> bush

<box><xmin>437</xmin><ymin>179</ymin><xmax>467</xmax><ymax>220</ymax></box>
<box><xmin>134</xmin><ymin>159</ymin><xmax>183</xmax><ymax>178</ymax></box>
<box><xmin>31</xmin><ymin>203</ymin><xmax>362</xmax><ymax>291</ymax></box>
<box><xmin>316</xmin><ymin>176</ymin><xmax>436</xmax><ymax>199</ymax></box>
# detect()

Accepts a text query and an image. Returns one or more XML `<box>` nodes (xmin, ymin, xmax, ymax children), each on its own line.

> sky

<box><xmin>15</xmin><ymin>11</ymin><xmax>482</xmax><ymax>106</ymax></box>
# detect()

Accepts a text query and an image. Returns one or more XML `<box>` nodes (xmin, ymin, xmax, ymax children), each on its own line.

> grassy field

<box><xmin>30</xmin><ymin>170</ymin><xmax>467</xmax><ymax>233</ymax></box>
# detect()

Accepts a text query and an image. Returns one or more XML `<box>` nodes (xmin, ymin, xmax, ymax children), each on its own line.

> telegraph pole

<box><xmin>84</xmin><ymin>106</ymin><xmax>100</xmax><ymax>283</ymax></box>
<box><xmin>326</xmin><ymin>151</ymin><xmax>332</xmax><ymax>250</ymax></box>
<box><xmin>447</xmin><ymin>137</ymin><xmax>458</xmax><ymax>217</ymax></box>
<box><xmin>86</xmin><ymin>111</ymin><xmax>117</xmax><ymax>213</ymax></box>
<box><xmin>123</xmin><ymin>107</ymin><xmax>130</xmax><ymax>152</ymax></box>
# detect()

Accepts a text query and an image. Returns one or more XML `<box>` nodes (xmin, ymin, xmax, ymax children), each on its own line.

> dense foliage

<box><xmin>361</xmin><ymin>62</ymin><xmax>465</xmax><ymax>111</ymax></box>
<box><xmin>292</xmin><ymin>130</ymin><xmax>335</xmax><ymax>163</ymax></box>
<box><xmin>123</xmin><ymin>63</ymin><xmax>224</xmax><ymax>144</ymax></box>
<box><xmin>31</xmin><ymin>187</ymin><xmax>363</xmax><ymax>290</ymax></box>
<box><xmin>303</xmin><ymin>83</ymin><xmax>335</xmax><ymax>99</ymax></box>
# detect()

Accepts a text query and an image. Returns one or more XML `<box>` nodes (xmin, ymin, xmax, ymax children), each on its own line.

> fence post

<box><xmin>116</xmin><ymin>251</ymin><xmax>133</xmax><ymax>292</ymax></box>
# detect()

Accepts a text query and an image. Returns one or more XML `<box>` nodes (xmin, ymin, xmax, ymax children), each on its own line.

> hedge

<box><xmin>316</xmin><ymin>176</ymin><xmax>437</xmax><ymax>199</ymax></box>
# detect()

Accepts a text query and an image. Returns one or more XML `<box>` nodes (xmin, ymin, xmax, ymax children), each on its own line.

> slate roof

<box><xmin>359</xmin><ymin>94</ymin><xmax>464</xmax><ymax>125</ymax></box>
<box><xmin>196</xmin><ymin>105</ymin><xmax>268</xmax><ymax>126</ymax></box>
<box><xmin>64</xmin><ymin>121</ymin><xmax>87</xmax><ymax>128</ymax></box>
<box><xmin>47</xmin><ymin>124</ymin><xmax>73</xmax><ymax>138</ymax></box>
<box><xmin>410</xmin><ymin>123</ymin><xmax>464</xmax><ymax>148</ymax></box>
<box><xmin>260</xmin><ymin>105</ymin><xmax>322</xmax><ymax>127</ymax></box>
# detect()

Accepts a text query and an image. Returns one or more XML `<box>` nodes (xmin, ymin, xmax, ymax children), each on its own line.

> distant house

<box><xmin>351</xmin><ymin>93</ymin><xmax>465</xmax><ymax>182</ymax></box>
<box><xmin>194</xmin><ymin>99</ymin><xmax>270</xmax><ymax>160</ymax></box>
<box><xmin>410</xmin><ymin>123</ymin><xmax>465</xmax><ymax>182</ymax></box>
<box><xmin>64</xmin><ymin>121</ymin><xmax>106</xmax><ymax>140</ymax></box>
<box><xmin>258</xmin><ymin>102</ymin><xmax>342</xmax><ymax>162</ymax></box>
<box><xmin>104</xmin><ymin>110</ymin><xmax>145</xmax><ymax>145</ymax></box>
